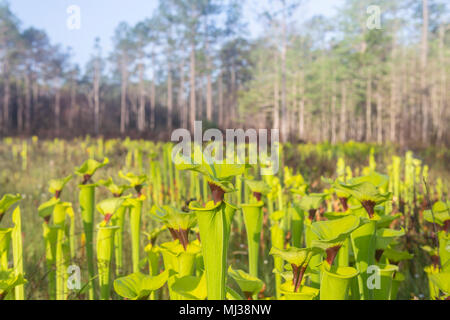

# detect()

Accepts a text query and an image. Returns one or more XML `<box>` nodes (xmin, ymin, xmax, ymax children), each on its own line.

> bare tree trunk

<box><xmin>436</xmin><ymin>25</ymin><xmax>447</xmax><ymax>144</ymax></box>
<box><xmin>167</xmin><ymin>62</ymin><xmax>173</xmax><ymax>131</ymax></box>
<box><xmin>178</xmin><ymin>60</ymin><xmax>188</xmax><ymax>129</ymax></box>
<box><xmin>366</xmin><ymin>69</ymin><xmax>372</xmax><ymax>141</ymax></box>
<box><xmin>204</xmin><ymin>18</ymin><xmax>212</xmax><ymax>123</ymax></box>
<box><xmin>230</xmin><ymin>62</ymin><xmax>237</xmax><ymax>127</ymax></box>
<box><xmin>150</xmin><ymin>53</ymin><xmax>156</xmax><ymax>131</ymax></box>
<box><xmin>120</xmin><ymin>55</ymin><xmax>128</xmax><ymax>134</ymax></box>
<box><xmin>138</xmin><ymin>61</ymin><xmax>146</xmax><ymax>132</ymax></box>
<box><xmin>421</xmin><ymin>0</ymin><xmax>429</xmax><ymax>143</ymax></box>
<box><xmin>32</xmin><ymin>80</ymin><xmax>38</xmax><ymax>130</ymax></box>
<box><xmin>376</xmin><ymin>90</ymin><xmax>383</xmax><ymax>144</ymax></box>
<box><xmin>218</xmin><ymin>69</ymin><xmax>224</xmax><ymax>128</ymax></box>
<box><xmin>340</xmin><ymin>82</ymin><xmax>347</xmax><ymax>142</ymax></box>
<box><xmin>55</xmin><ymin>87</ymin><xmax>61</xmax><ymax>135</ymax></box>
<box><xmin>17</xmin><ymin>78</ymin><xmax>24</xmax><ymax>132</ymax></box>
<box><xmin>94</xmin><ymin>58</ymin><xmax>101</xmax><ymax>135</ymax></box>
<box><xmin>291</xmin><ymin>73</ymin><xmax>297</xmax><ymax>142</ymax></box>
<box><xmin>273</xmin><ymin>53</ymin><xmax>279</xmax><ymax>130</ymax></box>
<box><xmin>280</xmin><ymin>12</ymin><xmax>288</xmax><ymax>142</ymax></box>
<box><xmin>331</xmin><ymin>75</ymin><xmax>337</xmax><ymax>144</ymax></box>
<box><xmin>189</xmin><ymin>40</ymin><xmax>196</xmax><ymax>131</ymax></box>
<box><xmin>69</xmin><ymin>73</ymin><xmax>77</xmax><ymax>130</ymax></box>
<box><xmin>2</xmin><ymin>62</ymin><xmax>10</xmax><ymax>133</ymax></box>
<box><xmin>24</xmin><ymin>73</ymin><xmax>31</xmax><ymax>133</ymax></box>
<box><xmin>399</xmin><ymin>48</ymin><xmax>407</xmax><ymax>146</ymax></box>
<box><xmin>298</xmin><ymin>70</ymin><xmax>305</xmax><ymax>140</ymax></box>
<box><xmin>3</xmin><ymin>77</ymin><xmax>9</xmax><ymax>133</ymax></box>
<box><xmin>390</xmin><ymin>27</ymin><xmax>397</xmax><ymax>142</ymax></box>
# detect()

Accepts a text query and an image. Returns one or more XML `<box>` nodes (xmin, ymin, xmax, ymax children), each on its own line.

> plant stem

<box><xmin>79</xmin><ymin>184</ymin><xmax>97</xmax><ymax>300</ymax></box>
<box><xmin>195</xmin><ymin>201</ymin><xmax>236</xmax><ymax>300</ymax></box>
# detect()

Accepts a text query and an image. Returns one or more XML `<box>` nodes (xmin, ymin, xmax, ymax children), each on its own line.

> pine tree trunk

<box><xmin>377</xmin><ymin>90</ymin><xmax>383</xmax><ymax>144</ymax></box>
<box><xmin>280</xmin><ymin>16</ymin><xmax>288</xmax><ymax>142</ymax></box>
<box><xmin>436</xmin><ymin>25</ymin><xmax>446</xmax><ymax>144</ymax></box>
<box><xmin>421</xmin><ymin>0</ymin><xmax>429</xmax><ymax>143</ymax></box>
<box><xmin>189</xmin><ymin>40</ymin><xmax>196</xmax><ymax>131</ymax></box>
<box><xmin>138</xmin><ymin>61</ymin><xmax>146</xmax><ymax>132</ymax></box>
<box><xmin>94</xmin><ymin>58</ymin><xmax>101</xmax><ymax>135</ymax></box>
<box><xmin>55</xmin><ymin>87</ymin><xmax>61</xmax><ymax>135</ymax></box>
<box><xmin>298</xmin><ymin>70</ymin><xmax>305</xmax><ymax>140</ymax></box>
<box><xmin>3</xmin><ymin>70</ymin><xmax>10</xmax><ymax>133</ymax></box>
<box><xmin>230</xmin><ymin>62</ymin><xmax>236</xmax><ymax>127</ymax></box>
<box><xmin>150</xmin><ymin>53</ymin><xmax>156</xmax><ymax>131</ymax></box>
<box><xmin>24</xmin><ymin>73</ymin><xmax>31</xmax><ymax>133</ymax></box>
<box><xmin>340</xmin><ymin>82</ymin><xmax>347</xmax><ymax>142</ymax></box>
<box><xmin>167</xmin><ymin>62</ymin><xmax>173</xmax><ymax>131</ymax></box>
<box><xmin>120</xmin><ymin>55</ymin><xmax>128</xmax><ymax>134</ymax></box>
<box><xmin>366</xmin><ymin>69</ymin><xmax>372</xmax><ymax>141</ymax></box>
<box><xmin>218</xmin><ymin>70</ymin><xmax>223</xmax><ymax>128</ymax></box>
<box><xmin>331</xmin><ymin>76</ymin><xmax>337</xmax><ymax>145</ymax></box>
<box><xmin>69</xmin><ymin>75</ymin><xmax>76</xmax><ymax>130</ymax></box>
<box><xmin>17</xmin><ymin>78</ymin><xmax>23</xmax><ymax>132</ymax></box>
<box><xmin>179</xmin><ymin>60</ymin><xmax>187</xmax><ymax>129</ymax></box>
<box><xmin>273</xmin><ymin>54</ymin><xmax>279</xmax><ymax>130</ymax></box>
<box><xmin>390</xmin><ymin>28</ymin><xmax>397</xmax><ymax>142</ymax></box>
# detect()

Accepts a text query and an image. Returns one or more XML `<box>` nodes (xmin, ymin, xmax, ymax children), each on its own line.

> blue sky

<box><xmin>9</xmin><ymin>0</ymin><xmax>342</xmax><ymax>69</ymax></box>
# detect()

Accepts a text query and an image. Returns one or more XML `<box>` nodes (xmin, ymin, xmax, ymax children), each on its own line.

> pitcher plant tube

<box><xmin>332</xmin><ymin>177</ymin><xmax>392</xmax><ymax>299</ymax></box>
<box><xmin>240</xmin><ymin>179</ymin><xmax>270</xmax><ymax>279</ymax></box>
<box><xmin>96</xmin><ymin>197</ymin><xmax>126</xmax><ymax>300</ymax></box>
<box><xmin>75</xmin><ymin>157</ymin><xmax>109</xmax><ymax>299</ymax></box>
<box><xmin>120</xmin><ymin>171</ymin><xmax>148</xmax><ymax>273</ymax></box>
<box><xmin>98</xmin><ymin>177</ymin><xmax>130</xmax><ymax>275</ymax></box>
<box><xmin>175</xmin><ymin>147</ymin><xmax>245</xmax><ymax>300</ymax></box>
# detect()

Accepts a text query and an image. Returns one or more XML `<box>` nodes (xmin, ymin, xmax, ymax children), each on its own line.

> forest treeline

<box><xmin>0</xmin><ymin>0</ymin><xmax>449</xmax><ymax>145</ymax></box>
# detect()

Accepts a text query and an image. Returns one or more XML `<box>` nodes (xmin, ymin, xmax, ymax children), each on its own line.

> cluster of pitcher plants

<box><xmin>0</xmin><ymin>139</ymin><xmax>448</xmax><ymax>300</ymax></box>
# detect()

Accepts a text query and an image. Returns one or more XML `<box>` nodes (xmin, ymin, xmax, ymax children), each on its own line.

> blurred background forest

<box><xmin>0</xmin><ymin>0</ymin><xmax>449</xmax><ymax>145</ymax></box>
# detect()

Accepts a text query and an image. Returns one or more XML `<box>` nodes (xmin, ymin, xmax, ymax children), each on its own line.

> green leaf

<box><xmin>98</xmin><ymin>177</ymin><xmax>130</xmax><ymax>196</ymax></box>
<box><xmin>428</xmin><ymin>272</ymin><xmax>450</xmax><ymax>295</ymax></box>
<box><xmin>333</xmin><ymin>180</ymin><xmax>391</xmax><ymax>204</ymax></box>
<box><xmin>118</xmin><ymin>171</ymin><xmax>148</xmax><ymax>188</ymax></box>
<box><xmin>423</xmin><ymin>201</ymin><xmax>449</xmax><ymax>226</ymax></box>
<box><xmin>174</xmin><ymin>145</ymin><xmax>245</xmax><ymax>193</ymax></box>
<box><xmin>75</xmin><ymin>158</ymin><xmax>109</xmax><ymax>177</ymax></box>
<box><xmin>159</xmin><ymin>239</ymin><xmax>201</xmax><ymax>256</ymax></box>
<box><xmin>244</xmin><ymin>180</ymin><xmax>271</xmax><ymax>195</ymax></box>
<box><xmin>376</xmin><ymin>213</ymin><xmax>401</xmax><ymax>229</ymax></box>
<box><xmin>226</xmin><ymin>286</ymin><xmax>245</xmax><ymax>300</ymax></box>
<box><xmin>37</xmin><ymin>197</ymin><xmax>61</xmax><ymax>219</ymax></box>
<box><xmin>0</xmin><ymin>270</ymin><xmax>27</xmax><ymax>299</ymax></box>
<box><xmin>228</xmin><ymin>266</ymin><xmax>264</xmax><ymax>295</ymax></box>
<box><xmin>150</xmin><ymin>205</ymin><xmax>197</xmax><ymax>230</ymax></box>
<box><xmin>0</xmin><ymin>194</ymin><xmax>22</xmax><ymax>215</ymax></box>
<box><xmin>48</xmin><ymin>175</ymin><xmax>72</xmax><ymax>194</ymax></box>
<box><xmin>269</xmin><ymin>246</ymin><xmax>322</xmax><ymax>267</ymax></box>
<box><xmin>310</xmin><ymin>215</ymin><xmax>365</xmax><ymax>249</ymax></box>
<box><xmin>96</xmin><ymin>197</ymin><xmax>126</xmax><ymax>216</ymax></box>
<box><xmin>383</xmin><ymin>248</ymin><xmax>413</xmax><ymax>262</ymax></box>
<box><xmin>376</xmin><ymin>228</ymin><xmax>405</xmax><ymax>250</ymax></box>
<box><xmin>113</xmin><ymin>270</ymin><xmax>169</xmax><ymax>300</ymax></box>
<box><xmin>349</xmin><ymin>171</ymin><xmax>389</xmax><ymax>191</ymax></box>
<box><xmin>295</xmin><ymin>193</ymin><xmax>327</xmax><ymax>212</ymax></box>
<box><xmin>170</xmin><ymin>273</ymin><xmax>207</xmax><ymax>300</ymax></box>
